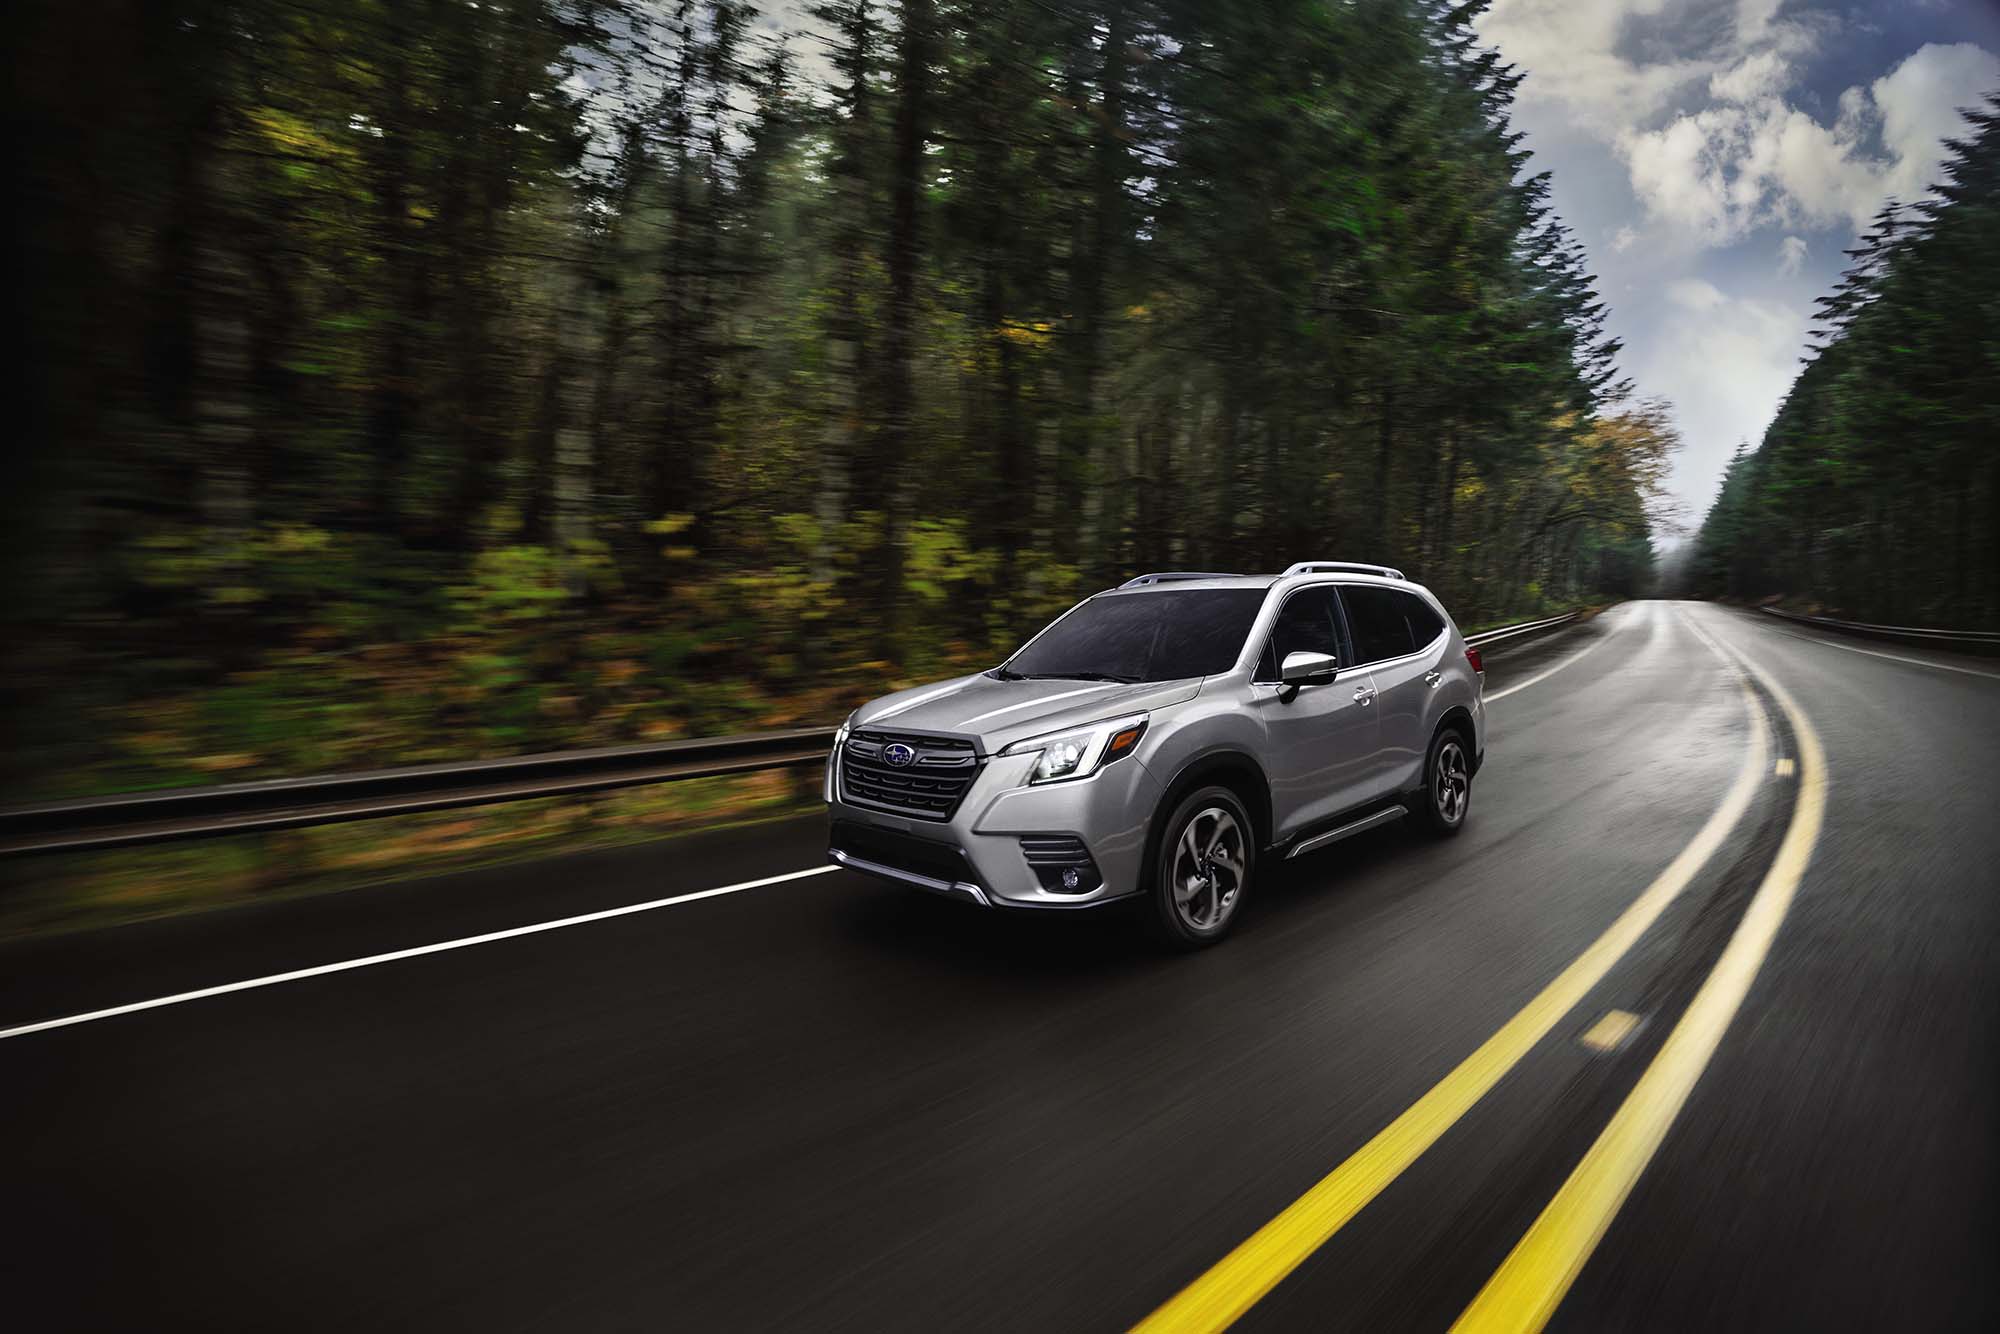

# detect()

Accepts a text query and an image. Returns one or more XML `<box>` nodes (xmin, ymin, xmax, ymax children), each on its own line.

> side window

<box><xmin>1339</xmin><ymin>586</ymin><xmax>1416</xmax><ymax>664</ymax></box>
<box><xmin>1256</xmin><ymin>587</ymin><xmax>1343</xmax><ymax>680</ymax></box>
<box><xmin>1400</xmin><ymin>592</ymin><xmax>1445</xmax><ymax>648</ymax></box>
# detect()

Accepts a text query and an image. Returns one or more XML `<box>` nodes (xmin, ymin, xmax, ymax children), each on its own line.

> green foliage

<box><xmin>9</xmin><ymin>0</ymin><xmax>1669</xmax><ymax>802</ymax></box>
<box><xmin>1688</xmin><ymin>98</ymin><xmax>2000</xmax><ymax>627</ymax></box>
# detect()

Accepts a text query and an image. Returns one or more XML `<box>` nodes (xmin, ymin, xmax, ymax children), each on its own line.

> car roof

<box><xmin>1096</xmin><ymin>575</ymin><xmax>1278</xmax><ymax>594</ymax></box>
<box><xmin>1097</xmin><ymin>571</ymin><xmax>1433</xmax><ymax>597</ymax></box>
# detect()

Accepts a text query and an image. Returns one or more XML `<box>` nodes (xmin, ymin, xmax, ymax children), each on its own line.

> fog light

<box><xmin>1021</xmin><ymin>835</ymin><xmax>1102</xmax><ymax>894</ymax></box>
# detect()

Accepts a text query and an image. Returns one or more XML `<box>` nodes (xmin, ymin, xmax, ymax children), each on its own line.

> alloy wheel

<box><xmin>1435</xmin><ymin>737</ymin><xmax>1469</xmax><ymax>825</ymax></box>
<box><xmin>1171</xmin><ymin>805</ymin><xmax>1246</xmax><ymax>932</ymax></box>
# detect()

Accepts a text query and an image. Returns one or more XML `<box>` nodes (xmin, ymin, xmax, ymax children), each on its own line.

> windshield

<box><xmin>998</xmin><ymin>589</ymin><xmax>1267</xmax><ymax>683</ymax></box>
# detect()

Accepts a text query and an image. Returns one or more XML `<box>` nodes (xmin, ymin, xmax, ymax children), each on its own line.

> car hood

<box><xmin>852</xmin><ymin>673</ymin><xmax>1202</xmax><ymax>752</ymax></box>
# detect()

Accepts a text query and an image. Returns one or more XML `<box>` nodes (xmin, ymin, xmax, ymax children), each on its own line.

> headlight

<box><xmin>826</xmin><ymin>716</ymin><xmax>853</xmax><ymax>802</ymax></box>
<box><xmin>1004</xmin><ymin>714</ymin><xmax>1149</xmax><ymax>784</ymax></box>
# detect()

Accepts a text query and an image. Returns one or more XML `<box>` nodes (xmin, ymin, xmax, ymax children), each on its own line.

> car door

<box><xmin>1248</xmin><ymin>585</ymin><xmax>1383</xmax><ymax>842</ymax></box>
<box><xmin>1336</xmin><ymin>584</ymin><xmax>1447</xmax><ymax>795</ymax></box>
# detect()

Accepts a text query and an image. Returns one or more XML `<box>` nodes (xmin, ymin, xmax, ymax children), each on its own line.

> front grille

<box><xmin>839</xmin><ymin>730</ymin><xmax>982</xmax><ymax>820</ymax></box>
<box><xmin>830</xmin><ymin>821</ymin><xmax>981</xmax><ymax>888</ymax></box>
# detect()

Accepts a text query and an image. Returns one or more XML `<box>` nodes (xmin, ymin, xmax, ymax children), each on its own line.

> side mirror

<box><xmin>1280</xmin><ymin>650</ymin><xmax>1339</xmax><ymax>685</ymax></box>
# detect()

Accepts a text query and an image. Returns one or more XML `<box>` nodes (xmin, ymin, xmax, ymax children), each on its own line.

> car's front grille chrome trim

<box><xmin>1018</xmin><ymin>835</ymin><xmax>1091</xmax><ymax>865</ymax></box>
<box><xmin>839</xmin><ymin>730</ymin><xmax>982</xmax><ymax>820</ymax></box>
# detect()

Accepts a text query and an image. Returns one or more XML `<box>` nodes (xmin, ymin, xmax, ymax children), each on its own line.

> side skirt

<box><xmin>1281</xmin><ymin>803</ymin><xmax>1409</xmax><ymax>860</ymax></box>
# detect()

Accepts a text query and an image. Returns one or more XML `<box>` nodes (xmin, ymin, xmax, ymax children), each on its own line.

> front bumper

<box><xmin>829</xmin><ymin>842</ymin><xmax>993</xmax><ymax>906</ymax></box>
<box><xmin>825</xmin><ymin>746</ymin><xmax>1164</xmax><ymax>909</ymax></box>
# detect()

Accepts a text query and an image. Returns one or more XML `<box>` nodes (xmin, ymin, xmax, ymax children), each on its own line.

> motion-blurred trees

<box><xmin>1689</xmin><ymin>97</ymin><xmax>2000</xmax><ymax>627</ymax></box>
<box><xmin>10</xmin><ymin>0</ymin><xmax>1664</xmax><ymax>793</ymax></box>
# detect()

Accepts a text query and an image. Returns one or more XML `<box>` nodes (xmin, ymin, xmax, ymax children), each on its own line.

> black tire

<box><xmin>1413</xmin><ymin>725</ymin><xmax>1473</xmax><ymax>837</ymax></box>
<box><xmin>1148</xmin><ymin>785</ymin><xmax>1256</xmax><ymax>949</ymax></box>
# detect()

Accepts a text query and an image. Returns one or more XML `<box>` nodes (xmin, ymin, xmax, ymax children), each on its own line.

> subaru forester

<box><xmin>824</xmin><ymin>563</ymin><xmax>1485</xmax><ymax>946</ymax></box>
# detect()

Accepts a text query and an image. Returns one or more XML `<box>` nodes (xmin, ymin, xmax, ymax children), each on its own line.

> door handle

<box><xmin>1424</xmin><ymin>670</ymin><xmax>1443</xmax><ymax>688</ymax></box>
<box><xmin>1353</xmin><ymin>686</ymin><xmax>1375</xmax><ymax>706</ymax></box>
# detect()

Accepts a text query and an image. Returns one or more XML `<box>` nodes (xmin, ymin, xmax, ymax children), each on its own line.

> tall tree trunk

<box><xmin>1437</xmin><ymin>428</ymin><xmax>1461</xmax><ymax>598</ymax></box>
<box><xmin>193</xmin><ymin>114</ymin><xmax>254</xmax><ymax>585</ymax></box>
<box><xmin>449</xmin><ymin>6</ymin><xmax>535</xmax><ymax>548</ymax></box>
<box><xmin>812</xmin><ymin>1</ymin><xmax>874</xmax><ymax>618</ymax></box>
<box><xmin>369</xmin><ymin>46</ymin><xmax>425</xmax><ymax>542</ymax></box>
<box><xmin>520</xmin><ymin>331</ymin><xmax>565</xmax><ymax>546</ymax></box>
<box><xmin>1987</xmin><ymin>454</ymin><xmax>2000</xmax><ymax>626</ymax></box>
<box><xmin>652</xmin><ymin>21</ymin><xmax>703</xmax><ymax>527</ymax></box>
<box><xmin>876</xmin><ymin>0</ymin><xmax>933</xmax><ymax>644</ymax></box>
<box><xmin>1216</xmin><ymin>384</ymin><xmax>1241</xmax><ymax>558</ymax></box>
<box><xmin>1065</xmin><ymin>0</ymin><xmax>1127</xmax><ymax>588</ymax></box>
<box><xmin>1372</xmin><ymin>384</ymin><xmax>1395</xmax><ymax>558</ymax></box>
<box><xmin>1411</xmin><ymin>425</ymin><xmax>1436</xmax><ymax>573</ymax></box>
<box><xmin>555</xmin><ymin>265</ymin><xmax>598</xmax><ymax>590</ymax></box>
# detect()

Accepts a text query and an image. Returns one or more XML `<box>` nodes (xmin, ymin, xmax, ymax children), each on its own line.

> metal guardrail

<box><xmin>1757</xmin><ymin>605</ymin><xmax>2000</xmax><ymax>653</ymax></box>
<box><xmin>1</xmin><ymin>610</ymin><xmax>1588</xmax><ymax>858</ymax></box>
<box><xmin>1463</xmin><ymin>611</ymin><xmax>1579</xmax><ymax>648</ymax></box>
<box><xmin>0</xmin><ymin>729</ymin><xmax>837</xmax><ymax>858</ymax></box>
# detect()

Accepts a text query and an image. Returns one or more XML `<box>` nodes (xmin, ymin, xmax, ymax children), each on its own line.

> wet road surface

<box><xmin>3</xmin><ymin>603</ymin><xmax>1996</xmax><ymax>1332</ymax></box>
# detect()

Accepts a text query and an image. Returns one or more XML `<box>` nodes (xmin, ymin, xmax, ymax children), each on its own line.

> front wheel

<box><xmin>1149</xmin><ymin>786</ymin><xmax>1255</xmax><ymax>949</ymax></box>
<box><xmin>1414</xmin><ymin>727</ymin><xmax>1472</xmax><ymax>836</ymax></box>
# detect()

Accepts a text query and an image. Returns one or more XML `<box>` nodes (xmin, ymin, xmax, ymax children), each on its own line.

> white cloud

<box><xmin>1473</xmin><ymin>6</ymin><xmax>1998</xmax><ymax>519</ymax></box>
<box><xmin>1711</xmin><ymin>51</ymin><xmax>1791</xmax><ymax>102</ymax></box>
<box><xmin>1478</xmin><ymin>0</ymin><xmax>1711</xmax><ymax>125</ymax></box>
<box><xmin>1872</xmin><ymin>42</ymin><xmax>2000</xmax><ymax>200</ymax></box>
<box><xmin>1480</xmin><ymin>0</ymin><xmax>1822</xmax><ymax>125</ymax></box>
<box><xmin>1617</xmin><ymin>43</ymin><xmax>1998</xmax><ymax>247</ymax></box>
<box><xmin>1667</xmin><ymin>277</ymin><xmax>1727</xmax><ymax>310</ymax></box>
<box><xmin>1735</xmin><ymin>0</ymin><xmax>1786</xmax><ymax>49</ymax></box>
<box><xmin>1481</xmin><ymin>0</ymin><xmax>1999</xmax><ymax>251</ymax></box>
<box><xmin>1777</xmin><ymin>234</ymin><xmax>1807</xmax><ymax>276</ymax></box>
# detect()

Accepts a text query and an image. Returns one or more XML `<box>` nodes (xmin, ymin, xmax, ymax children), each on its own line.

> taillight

<box><xmin>1465</xmin><ymin>646</ymin><xmax>1484</xmax><ymax>674</ymax></box>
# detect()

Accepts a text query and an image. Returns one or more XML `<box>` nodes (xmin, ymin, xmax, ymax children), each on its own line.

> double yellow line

<box><xmin>1454</xmin><ymin>617</ymin><xmax>1825</xmax><ymax>1331</ymax></box>
<box><xmin>1135</xmin><ymin>609</ymin><xmax>1824</xmax><ymax>1333</ymax></box>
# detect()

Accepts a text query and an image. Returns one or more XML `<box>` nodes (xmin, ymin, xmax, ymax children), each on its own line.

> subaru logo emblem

<box><xmin>883</xmin><ymin>743</ymin><xmax>916</xmax><ymax>768</ymax></box>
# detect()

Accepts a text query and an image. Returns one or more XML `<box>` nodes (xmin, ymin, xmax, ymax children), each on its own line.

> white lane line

<box><xmin>1757</xmin><ymin>622</ymin><xmax>2000</xmax><ymax>681</ymax></box>
<box><xmin>1485</xmin><ymin>604</ymin><xmax>1638</xmax><ymax>703</ymax></box>
<box><xmin>0</xmin><ymin>865</ymin><xmax>840</xmax><ymax>1043</ymax></box>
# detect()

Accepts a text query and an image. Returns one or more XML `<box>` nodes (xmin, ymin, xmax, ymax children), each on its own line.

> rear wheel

<box><xmin>1149</xmin><ymin>786</ymin><xmax>1255</xmax><ymax>948</ymax></box>
<box><xmin>1414</xmin><ymin>726</ymin><xmax>1472</xmax><ymax>836</ymax></box>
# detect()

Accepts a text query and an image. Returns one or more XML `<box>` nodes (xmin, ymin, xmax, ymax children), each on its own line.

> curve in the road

<box><xmin>1484</xmin><ymin>603</ymin><xmax>1640</xmax><ymax>702</ymax></box>
<box><xmin>1450</xmin><ymin>606</ymin><xmax>1828</xmax><ymax>1334</ymax></box>
<box><xmin>10</xmin><ymin>603</ymin><xmax>1979</xmax><ymax>1333</ymax></box>
<box><xmin>1132</xmin><ymin>609</ymin><xmax>1772</xmax><ymax>1334</ymax></box>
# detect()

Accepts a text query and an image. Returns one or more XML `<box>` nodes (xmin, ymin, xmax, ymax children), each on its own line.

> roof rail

<box><xmin>1282</xmin><ymin>561</ymin><xmax>1406</xmax><ymax>580</ymax></box>
<box><xmin>1118</xmin><ymin>571</ymin><xmax>1243</xmax><ymax>588</ymax></box>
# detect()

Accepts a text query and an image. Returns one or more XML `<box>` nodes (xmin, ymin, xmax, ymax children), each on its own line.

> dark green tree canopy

<box><xmin>11</xmin><ymin>0</ymin><xmax>1665</xmax><ymax>796</ymax></box>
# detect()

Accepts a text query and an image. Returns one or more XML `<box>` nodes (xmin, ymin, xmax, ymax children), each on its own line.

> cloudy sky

<box><xmin>1474</xmin><ymin>0</ymin><xmax>2000</xmax><ymax>531</ymax></box>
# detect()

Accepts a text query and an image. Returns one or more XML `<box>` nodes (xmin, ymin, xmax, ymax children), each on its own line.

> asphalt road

<box><xmin>3</xmin><ymin>603</ymin><xmax>1996</xmax><ymax>1332</ymax></box>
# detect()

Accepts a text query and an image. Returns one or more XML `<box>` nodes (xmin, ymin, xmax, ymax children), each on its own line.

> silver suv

<box><xmin>824</xmin><ymin>563</ymin><xmax>1485</xmax><ymax>946</ymax></box>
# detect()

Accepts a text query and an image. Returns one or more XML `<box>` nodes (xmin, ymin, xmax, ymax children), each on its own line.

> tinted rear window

<box><xmin>1341</xmin><ymin>586</ymin><xmax>1446</xmax><ymax>663</ymax></box>
<box><xmin>1341</xmin><ymin>586</ymin><xmax>1416</xmax><ymax>663</ymax></box>
<box><xmin>1402</xmin><ymin>591</ymin><xmax>1445</xmax><ymax>645</ymax></box>
<box><xmin>1003</xmin><ymin>589</ymin><xmax>1268</xmax><ymax>683</ymax></box>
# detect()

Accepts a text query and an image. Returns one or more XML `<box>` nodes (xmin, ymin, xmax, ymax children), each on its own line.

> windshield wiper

<box><xmin>1018</xmin><ymin>671</ymin><xmax>1141</xmax><ymax>683</ymax></box>
<box><xmin>990</xmin><ymin>667</ymin><xmax>1025</xmax><ymax>680</ymax></box>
